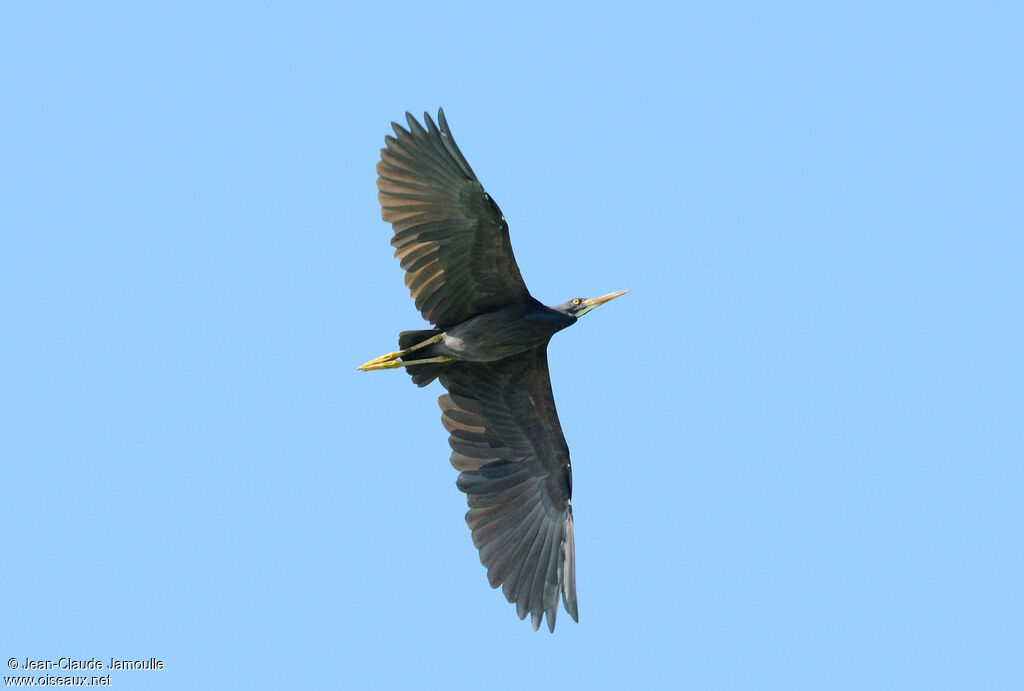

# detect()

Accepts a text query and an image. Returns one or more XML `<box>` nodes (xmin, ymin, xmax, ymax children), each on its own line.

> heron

<box><xmin>359</xmin><ymin>109</ymin><xmax>627</xmax><ymax>632</ymax></box>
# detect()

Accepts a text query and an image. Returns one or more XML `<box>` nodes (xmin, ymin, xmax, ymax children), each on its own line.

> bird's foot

<box><xmin>359</xmin><ymin>351</ymin><xmax>402</xmax><ymax>368</ymax></box>
<box><xmin>358</xmin><ymin>355</ymin><xmax>404</xmax><ymax>371</ymax></box>
<box><xmin>357</xmin><ymin>333</ymin><xmax>446</xmax><ymax>371</ymax></box>
<box><xmin>358</xmin><ymin>355</ymin><xmax>452</xmax><ymax>372</ymax></box>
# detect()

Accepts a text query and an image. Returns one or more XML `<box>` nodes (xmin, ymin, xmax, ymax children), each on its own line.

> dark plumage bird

<box><xmin>359</xmin><ymin>109</ymin><xmax>627</xmax><ymax>631</ymax></box>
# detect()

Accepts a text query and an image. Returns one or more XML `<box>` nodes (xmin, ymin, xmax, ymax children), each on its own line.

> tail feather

<box><xmin>398</xmin><ymin>329</ymin><xmax>447</xmax><ymax>387</ymax></box>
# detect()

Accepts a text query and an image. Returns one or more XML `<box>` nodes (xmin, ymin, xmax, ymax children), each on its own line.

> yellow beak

<box><xmin>582</xmin><ymin>289</ymin><xmax>630</xmax><ymax>308</ymax></box>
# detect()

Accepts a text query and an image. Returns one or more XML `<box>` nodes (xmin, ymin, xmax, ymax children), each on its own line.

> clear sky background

<box><xmin>3</xmin><ymin>2</ymin><xmax>1022</xmax><ymax>689</ymax></box>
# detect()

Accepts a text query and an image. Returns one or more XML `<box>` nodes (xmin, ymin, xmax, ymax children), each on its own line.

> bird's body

<box><xmin>431</xmin><ymin>301</ymin><xmax>575</xmax><ymax>362</ymax></box>
<box><xmin>359</xmin><ymin>109</ymin><xmax>626</xmax><ymax>632</ymax></box>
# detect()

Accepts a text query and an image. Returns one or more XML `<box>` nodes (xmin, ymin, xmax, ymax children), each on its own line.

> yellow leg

<box><xmin>358</xmin><ymin>333</ymin><xmax>444</xmax><ymax>368</ymax></box>
<box><xmin>358</xmin><ymin>355</ymin><xmax>452</xmax><ymax>372</ymax></box>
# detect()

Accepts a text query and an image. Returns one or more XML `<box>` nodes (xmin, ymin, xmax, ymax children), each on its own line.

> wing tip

<box><xmin>390</xmin><ymin>121</ymin><xmax>409</xmax><ymax>139</ymax></box>
<box><xmin>564</xmin><ymin>598</ymin><xmax>579</xmax><ymax>622</ymax></box>
<box><xmin>392</xmin><ymin>109</ymin><xmax>447</xmax><ymax>140</ymax></box>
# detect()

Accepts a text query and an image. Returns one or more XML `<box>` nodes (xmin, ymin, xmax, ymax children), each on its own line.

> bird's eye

<box><xmin>573</xmin><ymin>298</ymin><xmax>582</xmax><ymax>306</ymax></box>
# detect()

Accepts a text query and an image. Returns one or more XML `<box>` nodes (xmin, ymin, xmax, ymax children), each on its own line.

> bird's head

<box><xmin>553</xmin><ymin>289</ymin><xmax>629</xmax><ymax>318</ymax></box>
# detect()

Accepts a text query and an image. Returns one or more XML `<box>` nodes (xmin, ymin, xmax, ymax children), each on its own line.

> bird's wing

<box><xmin>438</xmin><ymin>347</ymin><xmax>577</xmax><ymax>632</ymax></box>
<box><xmin>377</xmin><ymin>110</ymin><xmax>532</xmax><ymax>328</ymax></box>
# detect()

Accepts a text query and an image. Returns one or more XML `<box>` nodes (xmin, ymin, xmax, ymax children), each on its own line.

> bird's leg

<box><xmin>358</xmin><ymin>355</ymin><xmax>452</xmax><ymax>372</ymax></box>
<box><xmin>358</xmin><ymin>333</ymin><xmax>444</xmax><ymax>368</ymax></box>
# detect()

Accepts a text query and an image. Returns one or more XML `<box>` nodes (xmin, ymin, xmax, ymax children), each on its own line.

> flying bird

<box><xmin>359</xmin><ymin>109</ymin><xmax>627</xmax><ymax>631</ymax></box>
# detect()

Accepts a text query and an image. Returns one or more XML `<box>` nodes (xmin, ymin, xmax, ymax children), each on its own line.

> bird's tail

<box><xmin>398</xmin><ymin>329</ymin><xmax>447</xmax><ymax>387</ymax></box>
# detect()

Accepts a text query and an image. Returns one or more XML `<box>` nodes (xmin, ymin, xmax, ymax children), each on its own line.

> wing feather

<box><xmin>438</xmin><ymin>348</ymin><xmax>577</xmax><ymax>632</ymax></box>
<box><xmin>377</xmin><ymin>109</ymin><xmax>531</xmax><ymax>327</ymax></box>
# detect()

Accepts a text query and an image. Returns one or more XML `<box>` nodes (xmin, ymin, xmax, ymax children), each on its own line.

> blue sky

<box><xmin>2</xmin><ymin>2</ymin><xmax>1022</xmax><ymax>689</ymax></box>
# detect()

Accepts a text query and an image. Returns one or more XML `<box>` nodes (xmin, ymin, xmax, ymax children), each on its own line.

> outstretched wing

<box><xmin>377</xmin><ymin>109</ymin><xmax>532</xmax><ymax>328</ymax></box>
<box><xmin>438</xmin><ymin>347</ymin><xmax>577</xmax><ymax>632</ymax></box>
